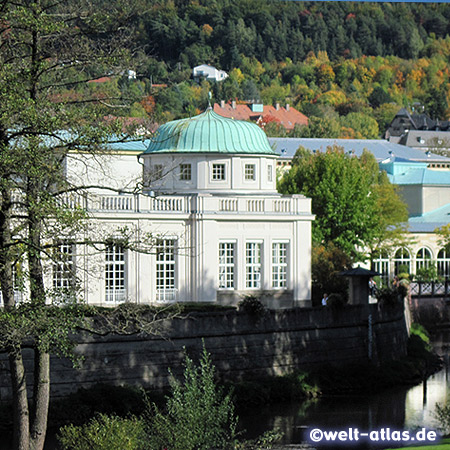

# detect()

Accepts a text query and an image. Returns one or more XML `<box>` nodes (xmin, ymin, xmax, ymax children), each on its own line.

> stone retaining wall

<box><xmin>0</xmin><ymin>304</ymin><xmax>408</xmax><ymax>400</ymax></box>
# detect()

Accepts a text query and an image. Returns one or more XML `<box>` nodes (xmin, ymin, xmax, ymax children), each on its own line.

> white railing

<box><xmin>71</xmin><ymin>193</ymin><xmax>311</xmax><ymax>216</ymax></box>
<box><xmin>156</xmin><ymin>288</ymin><xmax>178</xmax><ymax>302</ymax></box>
<box><xmin>151</xmin><ymin>197</ymin><xmax>184</xmax><ymax>212</ymax></box>
<box><xmin>247</xmin><ymin>199</ymin><xmax>265</xmax><ymax>212</ymax></box>
<box><xmin>100</xmin><ymin>196</ymin><xmax>134</xmax><ymax>211</ymax></box>
<box><xmin>105</xmin><ymin>289</ymin><xmax>127</xmax><ymax>303</ymax></box>
<box><xmin>273</xmin><ymin>199</ymin><xmax>291</xmax><ymax>213</ymax></box>
<box><xmin>219</xmin><ymin>199</ymin><xmax>238</xmax><ymax>212</ymax></box>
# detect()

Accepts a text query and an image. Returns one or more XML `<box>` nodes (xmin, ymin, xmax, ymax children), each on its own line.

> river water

<box><xmin>239</xmin><ymin>331</ymin><xmax>450</xmax><ymax>448</ymax></box>
<box><xmin>1</xmin><ymin>333</ymin><xmax>450</xmax><ymax>449</ymax></box>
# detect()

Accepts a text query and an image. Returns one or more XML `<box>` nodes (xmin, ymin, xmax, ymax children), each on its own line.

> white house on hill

<box><xmin>55</xmin><ymin>109</ymin><xmax>314</xmax><ymax>308</ymax></box>
<box><xmin>192</xmin><ymin>64</ymin><xmax>228</xmax><ymax>82</ymax></box>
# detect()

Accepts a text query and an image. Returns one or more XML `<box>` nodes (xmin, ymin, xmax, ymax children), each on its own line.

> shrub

<box><xmin>376</xmin><ymin>287</ymin><xmax>403</xmax><ymax>307</ymax></box>
<box><xmin>327</xmin><ymin>293</ymin><xmax>346</xmax><ymax>309</ymax></box>
<box><xmin>435</xmin><ymin>403</ymin><xmax>450</xmax><ymax>434</ymax></box>
<box><xmin>58</xmin><ymin>414</ymin><xmax>146</xmax><ymax>450</ymax></box>
<box><xmin>238</xmin><ymin>296</ymin><xmax>265</xmax><ymax>317</ymax></box>
<box><xmin>146</xmin><ymin>347</ymin><xmax>238</xmax><ymax>450</ymax></box>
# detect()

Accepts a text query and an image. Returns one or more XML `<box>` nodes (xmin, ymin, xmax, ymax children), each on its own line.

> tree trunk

<box><xmin>9</xmin><ymin>350</ymin><xmax>30</xmax><ymax>450</ymax></box>
<box><xmin>30</xmin><ymin>350</ymin><xmax>50</xmax><ymax>450</ymax></box>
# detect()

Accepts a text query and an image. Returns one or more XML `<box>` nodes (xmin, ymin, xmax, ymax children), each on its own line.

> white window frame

<box><xmin>416</xmin><ymin>247</ymin><xmax>433</xmax><ymax>272</ymax></box>
<box><xmin>105</xmin><ymin>243</ymin><xmax>127</xmax><ymax>303</ymax></box>
<box><xmin>267</xmin><ymin>164</ymin><xmax>273</xmax><ymax>182</ymax></box>
<box><xmin>393</xmin><ymin>247</ymin><xmax>411</xmax><ymax>275</ymax></box>
<box><xmin>53</xmin><ymin>242</ymin><xmax>75</xmax><ymax>290</ymax></box>
<box><xmin>437</xmin><ymin>248</ymin><xmax>450</xmax><ymax>280</ymax></box>
<box><xmin>373</xmin><ymin>250</ymin><xmax>390</xmax><ymax>287</ymax></box>
<box><xmin>246</xmin><ymin>241</ymin><xmax>262</xmax><ymax>289</ymax></box>
<box><xmin>244</xmin><ymin>164</ymin><xmax>256</xmax><ymax>181</ymax></box>
<box><xmin>218</xmin><ymin>241</ymin><xmax>236</xmax><ymax>289</ymax></box>
<box><xmin>211</xmin><ymin>163</ymin><xmax>226</xmax><ymax>181</ymax></box>
<box><xmin>156</xmin><ymin>238</ymin><xmax>177</xmax><ymax>301</ymax></box>
<box><xmin>272</xmin><ymin>241</ymin><xmax>288</xmax><ymax>289</ymax></box>
<box><xmin>180</xmin><ymin>163</ymin><xmax>192</xmax><ymax>181</ymax></box>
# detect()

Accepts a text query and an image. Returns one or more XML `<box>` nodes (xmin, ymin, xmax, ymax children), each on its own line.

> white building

<box><xmin>59</xmin><ymin>109</ymin><xmax>313</xmax><ymax>308</ymax></box>
<box><xmin>192</xmin><ymin>64</ymin><xmax>228</xmax><ymax>82</ymax></box>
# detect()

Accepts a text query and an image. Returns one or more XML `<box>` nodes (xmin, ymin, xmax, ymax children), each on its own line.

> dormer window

<box><xmin>244</xmin><ymin>164</ymin><xmax>256</xmax><ymax>181</ymax></box>
<box><xmin>212</xmin><ymin>164</ymin><xmax>226</xmax><ymax>181</ymax></box>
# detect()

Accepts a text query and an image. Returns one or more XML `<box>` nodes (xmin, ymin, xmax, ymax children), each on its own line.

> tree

<box><xmin>147</xmin><ymin>347</ymin><xmax>238</xmax><ymax>450</ymax></box>
<box><xmin>0</xmin><ymin>2</ymin><xmax>143</xmax><ymax>449</ymax></box>
<box><xmin>278</xmin><ymin>147</ymin><xmax>407</xmax><ymax>260</ymax></box>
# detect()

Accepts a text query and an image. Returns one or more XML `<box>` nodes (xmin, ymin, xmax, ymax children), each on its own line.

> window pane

<box><xmin>272</xmin><ymin>242</ymin><xmax>288</xmax><ymax>288</ymax></box>
<box><xmin>212</xmin><ymin>164</ymin><xmax>225</xmax><ymax>181</ymax></box>
<box><xmin>156</xmin><ymin>239</ymin><xmax>177</xmax><ymax>301</ymax></box>
<box><xmin>219</xmin><ymin>242</ymin><xmax>235</xmax><ymax>289</ymax></box>
<box><xmin>105</xmin><ymin>244</ymin><xmax>126</xmax><ymax>302</ymax></box>
<box><xmin>246</xmin><ymin>242</ymin><xmax>261</xmax><ymax>289</ymax></box>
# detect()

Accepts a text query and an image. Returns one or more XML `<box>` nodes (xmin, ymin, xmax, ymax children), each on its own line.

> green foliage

<box><xmin>311</xmin><ymin>243</ymin><xmax>351</xmax><ymax>305</ymax></box>
<box><xmin>238</xmin><ymin>296</ymin><xmax>266</xmax><ymax>317</ymax></box>
<box><xmin>58</xmin><ymin>414</ymin><xmax>146</xmax><ymax>450</ymax></box>
<box><xmin>414</xmin><ymin>263</ymin><xmax>440</xmax><ymax>282</ymax></box>
<box><xmin>146</xmin><ymin>347</ymin><xmax>238</xmax><ymax>450</ymax></box>
<box><xmin>410</xmin><ymin>323</ymin><xmax>431</xmax><ymax>349</ymax></box>
<box><xmin>327</xmin><ymin>293</ymin><xmax>347</xmax><ymax>309</ymax></box>
<box><xmin>375</xmin><ymin>287</ymin><xmax>403</xmax><ymax>307</ymax></box>
<box><xmin>50</xmin><ymin>384</ymin><xmax>148</xmax><ymax>428</ymax></box>
<box><xmin>278</xmin><ymin>147</ymin><xmax>373</xmax><ymax>257</ymax></box>
<box><xmin>435</xmin><ymin>404</ymin><xmax>450</xmax><ymax>435</ymax></box>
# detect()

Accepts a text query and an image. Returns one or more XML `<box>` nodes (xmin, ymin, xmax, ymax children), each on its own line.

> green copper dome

<box><xmin>143</xmin><ymin>108</ymin><xmax>276</xmax><ymax>156</ymax></box>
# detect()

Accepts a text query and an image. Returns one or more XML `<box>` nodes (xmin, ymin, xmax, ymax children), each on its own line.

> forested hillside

<box><xmin>70</xmin><ymin>0</ymin><xmax>450</xmax><ymax>137</ymax></box>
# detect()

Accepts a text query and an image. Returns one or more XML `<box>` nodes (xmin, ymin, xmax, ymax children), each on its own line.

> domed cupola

<box><xmin>140</xmin><ymin>108</ymin><xmax>279</xmax><ymax>195</ymax></box>
<box><xmin>143</xmin><ymin>107</ymin><xmax>276</xmax><ymax>156</ymax></box>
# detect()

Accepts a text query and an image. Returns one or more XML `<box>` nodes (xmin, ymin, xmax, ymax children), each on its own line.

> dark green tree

<box><xmin>0</xmin><ymin>2</ymin><xmax>141</xmax><ymax>449</ymax></box>
<box><xmin>278</xmin><ymin>147</ymin><xmax>407</xmax><ymax>260</ymax></box>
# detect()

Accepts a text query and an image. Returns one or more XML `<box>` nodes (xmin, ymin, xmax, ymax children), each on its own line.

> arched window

<box><xmin>416</xmin><ymin>247</ymin><xmax>432</xmax><ymax>273</ymax></box>
<box><xmin>437</xmin><ymin>248</ymin><xmax>450</xmax><ymax>280</ymax></box>
<box><xmin>373</xmin><ymin>250</ymin><xmax>389</xmax><ymax>287</ymax></box>
<box><xmin>394</xmin><ymin>247</ymin><xmax>411</xmax><ymax>275</ymax></box>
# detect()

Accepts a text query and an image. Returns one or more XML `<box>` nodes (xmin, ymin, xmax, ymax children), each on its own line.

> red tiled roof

<box><xmin>213</xmin><ymin>103</ymin><xmax>308</xmax><ymax>130</ymax></box>
<box><xmin>87</xmin><ymin>76</ymin><xmax>112</xmax><ymax>84</ymax></box>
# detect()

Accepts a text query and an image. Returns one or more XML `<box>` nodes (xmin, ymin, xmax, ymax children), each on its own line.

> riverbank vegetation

<box><xmin>0</xmin><ymin>322</ymin><xmax>434</xmax><ymax>449</ymax></box>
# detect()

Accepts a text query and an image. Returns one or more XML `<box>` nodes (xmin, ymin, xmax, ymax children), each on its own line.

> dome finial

<box><xmin>207</xmin><ymin>91</ymin><xmax>212</xmax><ymax>109</ymax></box>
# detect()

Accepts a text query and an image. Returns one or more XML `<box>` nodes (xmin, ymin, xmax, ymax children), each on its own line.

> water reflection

<box><xmin>240</xmin><ymin>333</ymin><xmax>450</xmax><ymax>446</ymax></box>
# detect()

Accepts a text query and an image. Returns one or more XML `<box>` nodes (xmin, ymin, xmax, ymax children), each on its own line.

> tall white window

<box><xmin>246</xmin><ymin>242</ymin><xmax>262</xmax><ymax>289</ymax></box>
<box><xmin>156</xmin><ymin>239</ymin><xmax>177</xmax><ymax>301</ymax></box>
<box><xmin>219</xmin><ymin>242</ymin><xmax>235</xmax><ymax>289</ymax></box>
<box><xmin>416</xmin><ymin>247</ymin><xmax>432</xmax><ymax>272</ymax></box>
<box><xmin>105</xmin><ymin>244</ymin><xmax>126</xmax><ymax>302</ymax></box>
<box><xmin>267</xmin><ymin>164</ymin><xmax>273</xmax><ymax>182</ymax></box>
<box><xmin>373</xmin><ymin>250</ymin><xmax>390</xmax><ymax>287</ymax></box>
<box><xmin>244</xmin><ymin>164</ymin><xmax>256</xmax><ymax>181</ymax></box>
<box><xmin>272</xmin><ymin>242</ymin><xmax>288</xmax><ymax>288</ymax></box>
<box><xmin>393</xmin><ymin>247</ymin><xmax>411</xmax><ymax>275</ymax></box>
<box><xmin>437</xmin><ymin>248</ymin><xmax>450</xmax><ymax>280</ymax></box>
<box><xmin>53</xmin><ymin>242</ymin><xmax>75</xmax><ymax>290</ymax></box>
<box><xmin>212</xmin><ymin>163</ymin><xmax>225</xmax><ymax>181</ymax></box>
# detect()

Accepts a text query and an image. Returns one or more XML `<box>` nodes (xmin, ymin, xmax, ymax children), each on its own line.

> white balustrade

<box><xmin>219</xmin><ymin>199</ymin><xmax>238</xmax><ymax>212</ymax></box>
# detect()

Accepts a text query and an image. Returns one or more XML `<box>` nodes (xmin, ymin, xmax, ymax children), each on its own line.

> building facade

<box><xmin>53</xmin><ymin>109</ymin><xmax>314</xmax><ymax>308</ymax></box>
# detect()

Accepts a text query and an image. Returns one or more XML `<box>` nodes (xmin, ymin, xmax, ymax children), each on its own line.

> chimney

<box><xmin>220</xmin><ymin>100</ymin><xmax>225</xmax><ymax>108</ymax></box>
<box><xmin>275</xmin><ymin>103</ymin><xmax>280</xmax><ymax>111</ymax></box>
<box><xmin>286</xmin><ymin>103</ymin><xmax>290</xmax><ymax>111</ymax></box>
<box><xmin>232</xmin><ymin>100</ymin><xmax>236</xmax><ymax>109</ymax></box>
